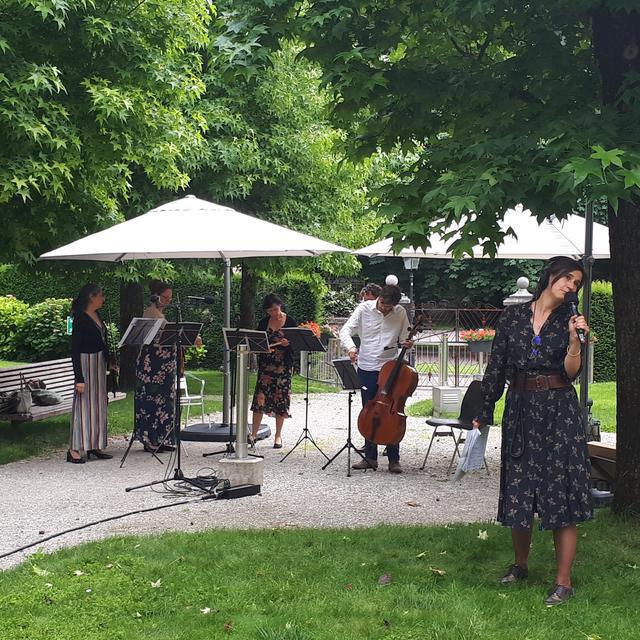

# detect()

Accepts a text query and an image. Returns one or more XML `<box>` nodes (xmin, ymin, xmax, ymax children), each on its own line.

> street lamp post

<box><xmin>402</xmin><ymin>257</ymin><xmax>420</xmax><ymax>322</ymax></box>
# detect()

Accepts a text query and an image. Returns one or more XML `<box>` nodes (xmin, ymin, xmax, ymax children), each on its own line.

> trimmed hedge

<box><xmin>590</xmin><ymin>280</ymin><xmax>615</xmax><ymax>382</ymax></box>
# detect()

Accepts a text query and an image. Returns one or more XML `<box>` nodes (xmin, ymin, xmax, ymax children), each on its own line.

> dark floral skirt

<box><xmin>250</xmin><ymin>357</ymin><xmax>292</xmax><ymax>418</ymax></box>
<box><xmin>134</xmin><ymin>344</ymin><xmax>177</xmax><ymax>445</ymax></box>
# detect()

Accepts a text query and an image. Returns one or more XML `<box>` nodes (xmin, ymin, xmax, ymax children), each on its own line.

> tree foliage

<box><xmin>0</xmin><ymin>0</ymin><xmax>211</xmax><ymax>261</ymax></box>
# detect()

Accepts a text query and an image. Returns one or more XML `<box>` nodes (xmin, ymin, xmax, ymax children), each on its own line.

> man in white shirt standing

<box><xmin>339</xmin><ymin>284</ymin><xmax>413</xmax><ymax>473</ymax></box>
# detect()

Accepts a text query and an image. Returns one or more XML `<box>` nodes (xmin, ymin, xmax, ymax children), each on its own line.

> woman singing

<box><xmin>473</xmin><ymin>256</ymin><xmax>592</xmax><ymax>606</ymax></box>
<box><xmin>134</xmin><ymin>280</ymin><xmax>177</xmax><ymax>453</ymax></box>
<box><xmin>249</xmin><ymin>294</ymin><xmax>297</xmax><ymax>448</ymax></box>
<box><xmin>69</xmin><ymin>283</ymin><xmax>112</xmax><ymax>463</ymax></box>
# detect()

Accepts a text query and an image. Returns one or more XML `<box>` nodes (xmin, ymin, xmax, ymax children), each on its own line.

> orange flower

<box><xmin>460</xmin><ymin>328</ymin><xmax>496</xmax><ymax>342</ymax></box>
<box><xmin>299</xmin><ymin>321</ymin><xmax>321</xmax><ymax>338</ymax></box>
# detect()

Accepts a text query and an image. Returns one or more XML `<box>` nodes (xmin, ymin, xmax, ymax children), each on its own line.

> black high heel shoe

<box><xmin>247</xmin><ymin>434</ymin><xmax>256</xmax><ymax>449</ymax></box>
<box><xmin>87</xmin><ymin>449</ymin><xmax>113</xmax><ymax>460</ymax></box>
<box><xmin>66</xmin><ymin>450</ymin><xmax>85</xmax><ymax>464</ymax></box>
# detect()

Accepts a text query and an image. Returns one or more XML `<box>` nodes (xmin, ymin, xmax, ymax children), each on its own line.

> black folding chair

<box><xmin>420</xmin><ymin>380</ymin><xmax>489</xmax><ymax>474</ymax></box>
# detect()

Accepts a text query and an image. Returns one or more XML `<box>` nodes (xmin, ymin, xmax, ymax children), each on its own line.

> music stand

<box><xmin>322</xmin><ymin>359</ymin><xmax>369</xmax><ymax>476</ymax></box>
<box><xmin>119</xmin><ymin>317</ymin><xmax>169</xmax><ymax>467</ymax></box>
<box><xmin>125</xmin><ymin>320</ymin><xmax>209</xmax><ymax>494</ymax></box>
<box><xmin>279</xmin><ymin>328</ymin><xmax>329</xmax><ymax>462</ymax></box>
<box><xmin>201</xmin><ymin>328</ymin><xmax>271</xmax><ymax>458</ymax></box>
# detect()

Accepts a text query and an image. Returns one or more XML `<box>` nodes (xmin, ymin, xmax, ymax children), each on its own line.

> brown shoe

<box><xmin>500</xmin><ymin>564</ymin><xmax>528</xmax><ymax>585</ymax></box>
<box><xmin>388</xmin><ymin>462</ymin><xmax>403</xmax><ymax>474</ymax></box>
<box><xmin>544</xmin><ymin>584</ymin><xmax>574</xmax><ymax>606</ymax></box>
<box><xmin>351</xmin><ymin>458</ymin><xmax>378</xmax><ymax>470</ymax></box>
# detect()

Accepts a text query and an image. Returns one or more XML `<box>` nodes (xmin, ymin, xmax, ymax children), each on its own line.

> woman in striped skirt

<box><xmin>68</xmin><ymin>284</ymin><xmax>112</xmax><ymax>463</ymax></box>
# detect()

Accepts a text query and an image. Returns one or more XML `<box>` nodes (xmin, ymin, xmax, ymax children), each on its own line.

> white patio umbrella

<box><xmin>40</xmin><ymin>195</ymin><xmax>350</xmax><ymax>426</ymax></box>
<box><xmin>41</xmin><ymin>195</ymin><xmax>348</xmax><ymax>261</ymax></box>
<box><xmin>355</xmin><ymin>206</ymin><xmax>610</xmax><ymax>260</ymax></box>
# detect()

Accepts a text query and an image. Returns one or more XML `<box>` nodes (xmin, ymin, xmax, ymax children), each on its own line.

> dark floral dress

<box><xmin>134</xmin><ymin>340</ymin><xmax>177</xmax><ymax>446</ymax></box>
<box><xmin>478</xmin><ymin>302</ymin><xmax>593</xmax><ymax>531</ymax></box>
<box><xmin>250</xmin><ymin>315</ymin><xmax>297</xmax><ymax>417</ymax></box>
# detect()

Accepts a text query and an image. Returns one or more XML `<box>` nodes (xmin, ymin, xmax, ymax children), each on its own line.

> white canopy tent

<box><xmin>355</xmin><ymin>206</ymin><xmax>610</xmax><ymax>260</ymax></box>
<box><xmin>40</xmin><ymin>195</ymin><xmax>350</xmax><ymax>426</ymax></box>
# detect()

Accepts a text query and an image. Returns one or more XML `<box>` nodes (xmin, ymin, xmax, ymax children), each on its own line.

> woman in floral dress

<box><xmin>134</xmin><ymin>280</ymin><xmax>177</xmax><ymax>453</ymax></box>
<box><xmin>249</xmin><ymin>294</ymin><xmax>297</xmax><ymax>448</ymax></box>
<box><xmin>474</xmin><ymin>256</ymin><xmax>592</xmax><ymax>606</ymax></box>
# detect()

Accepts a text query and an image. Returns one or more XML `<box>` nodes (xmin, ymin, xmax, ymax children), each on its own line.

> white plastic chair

<box><xmin>179</xmin><ymin>372</ymin><xmax>205</xmax><ymax>426</ymax></box>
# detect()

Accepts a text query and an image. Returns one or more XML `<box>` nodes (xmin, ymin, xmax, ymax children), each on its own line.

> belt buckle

<box><xmin>535</xmin><ymin>375</ymin><xmax>549</xmax><ymax>392</ymax></box>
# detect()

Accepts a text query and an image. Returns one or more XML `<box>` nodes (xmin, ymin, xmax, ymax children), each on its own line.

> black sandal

<box><xmin>500</xmin><ymin>564</ymin><xmax>528</xmax><ymax>585</ymax></box>
<box><xmin>87</xmin><ymin>450</ymin><xmax>113</xmax><ymax>460</ymax></box>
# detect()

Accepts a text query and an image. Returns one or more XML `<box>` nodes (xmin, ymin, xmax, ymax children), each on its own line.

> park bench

<box><xmin>0</xmin><ymin>358</ymin><xmax>126</xmax><ymax>423</ymax></box>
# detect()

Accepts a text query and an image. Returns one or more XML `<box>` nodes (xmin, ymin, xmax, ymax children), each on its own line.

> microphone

<box><xmin>564</xmin><ymin>292</ymin><xmax>586</xmax><ymax>345</ymax></box>
<box><xmin>186</xmin><ymin>295</ymin><xmax>216</xmax><ymax>305</ymax></box>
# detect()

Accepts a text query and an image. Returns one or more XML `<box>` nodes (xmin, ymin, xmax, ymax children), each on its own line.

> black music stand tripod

<box><xmin>322</xmin><ymin>358</ymin><xmax>369</xmax><ymax>476</ymax></box>
<box><xmin>279</xmin><ymin>327</ymin><xmax>328</xmax><ymax>462</ymax></box>
<box><xmin>125</xmin><ymin>320</ymin><xmax>209</xmax><ymax>494</ymax></box>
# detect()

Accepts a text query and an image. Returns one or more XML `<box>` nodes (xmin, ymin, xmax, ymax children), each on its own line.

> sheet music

<box><xmin>118</xmin><ymin>318</ymin><xmax>164</xmax><ymax>348</ymax></box>
<box><xmin>452</xmin><ymin>426</ymin><xmax>489</xmax><ymax>481</ymax></box>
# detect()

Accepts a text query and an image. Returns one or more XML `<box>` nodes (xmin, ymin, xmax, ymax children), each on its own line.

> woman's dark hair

<box><xmin>532</xmin><ymin>256</ymin><xmax>585</xmax><ymax>300</ymax></box>
<box><xmin>149</xmin><ymin>279</ymin><xmax>171</xmax><ymax>296</ymax></box>
<box><xmin>71</xmin><ymin>283</ymin><xmax>102</xmax><ymax>316</ymax></box>
<box><xmin>263</xmin><ymin>293</ymin><xmax>284</xmax><ymax>310</ymax></box>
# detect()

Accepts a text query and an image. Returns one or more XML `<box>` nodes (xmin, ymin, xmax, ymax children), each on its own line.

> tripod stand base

<box><xmin>181</xmin><ymin>422</ymin><xmax>271</xmax><ymax>443</ymax></box>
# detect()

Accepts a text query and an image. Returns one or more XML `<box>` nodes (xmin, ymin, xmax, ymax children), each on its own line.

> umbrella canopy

<box><xmin>355</xmin><ymin>207</ymin><xmax>610</xmax><ymax>260</ymax></box>
<box><xmin>40</xmin><ymin>195</ymin><xmax>349</xmax><ymax>261</ymax></box>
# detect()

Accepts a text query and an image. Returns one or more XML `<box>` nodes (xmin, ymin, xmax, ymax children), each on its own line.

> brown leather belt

<box><xmin>512</xmin><ymin>372</ymin><xmax>571</xmax><ymax>393</ymax></box>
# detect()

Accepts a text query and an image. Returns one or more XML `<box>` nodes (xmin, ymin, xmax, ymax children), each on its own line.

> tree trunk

<box><xmin>118</xmin><ymin>281</ymin><xmax>144</xmax><ymax>391</ymax></box>
<box><xmin>593</xmin><ymin>7</ymin><xmax>640</xmax><ymax>516</ymax></box>
<box><xmin>239</xmin><ymin>263</ymin><xmax>258</xmax><ymax>329</ymax></box>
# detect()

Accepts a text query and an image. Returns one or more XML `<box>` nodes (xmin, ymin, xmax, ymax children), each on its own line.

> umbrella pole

<box><xmin>222</xmin><ymin>258</ymin><xmax>232</xmax><ymax>426</ymax></box>
<box><xmin>580</xmin><ymin>201</ymin><xmax>594</xmax><ymax>433</ymax></box>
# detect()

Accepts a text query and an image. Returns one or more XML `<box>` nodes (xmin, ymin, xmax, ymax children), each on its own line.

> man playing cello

<box><xmin>339</xmin><ymin>284</ymin><xmax>414</xmax><ymax>473</ymax></box>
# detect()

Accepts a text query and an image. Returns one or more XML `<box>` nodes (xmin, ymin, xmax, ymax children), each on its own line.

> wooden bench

<box><xmin>587</xmin><ymin>441</ymin><xmax>616</xmax><ymax>490</ymax></box>
<box><xmin>0</xmin><ymin>358</ymin><xmax>126</xmax><ymax>423</ymax></box>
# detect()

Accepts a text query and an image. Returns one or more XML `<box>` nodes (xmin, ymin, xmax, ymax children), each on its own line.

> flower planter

<box><xmin>468</xmin><ymin>340</ymin><xmax>493</xmax><ymax>353</ymax></box>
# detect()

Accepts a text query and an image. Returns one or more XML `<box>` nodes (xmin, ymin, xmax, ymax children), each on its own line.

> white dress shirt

<box><xmin>339</xmin><ymin>300</ymin><xmax>411</xmax><ymax>371</ymax></box>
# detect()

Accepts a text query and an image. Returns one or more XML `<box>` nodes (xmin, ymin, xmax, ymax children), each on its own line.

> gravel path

<box><xmin>4</xmin><ymin>390</ymin><xmax>608</xmax><ymax>571</ymax></box>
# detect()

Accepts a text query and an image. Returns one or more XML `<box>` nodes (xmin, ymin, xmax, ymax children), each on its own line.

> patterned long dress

<box><xmin>250</xmin><ymin>324</ymin><xmax>295</xmax><ymax>418</ymax></box>
<box><xmin>134</xmin><ymin>328</ymin><xmax>177</xmax><ymax>447</ymax></box>
<box><xmin>478</xmin><ymin>302</ymin><xmax>593</xmax><ymax>531</ymax></box>
<box><xmin>70</xmin><ymin>353</ymin><xmax>108</xmax><ymax>451</ymax></box>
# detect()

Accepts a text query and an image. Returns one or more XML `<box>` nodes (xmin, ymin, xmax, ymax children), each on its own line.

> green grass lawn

<box><xmin>0</xmin><ymin>371</ymin><xmax>336</xmax><ymax>465</ymax></box>
<box><xmin>0</xmin><ymin>360</ymin><xmax>25</xmax><ymax>368</ymax></box>
<box><xmin>0</xmin><ymin>510</ymin><xmax>638</xmax><ymax>639</ymax></box>
<box><xmin>407</xmin><ymin>382</ymin><xmax>617</xmax><ymax>432</ymax></box>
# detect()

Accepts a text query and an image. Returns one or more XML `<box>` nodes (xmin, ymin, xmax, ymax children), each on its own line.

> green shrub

<box><xmin>14</xmin><ymin>298</ymin><xmax>72</xmax><ymax>362</ymax></box>
<box><xmin>184</xmin><ymin>345</ymin><xmax>208</xmax><ymax>367</ymax></box>
<box><xmin>265</xmin><ymin>272</ymin><xmax>327</xmax><ymax>324</ymax></box>
<box><xmin>0</xmin><ymin>295</ymin><xmax>29</xmax><ymax>359</ymax></box>
<box><xmin>590</xmin><ymin>280</ymin><xmax>615</xmax><ymax>382</ymax></box>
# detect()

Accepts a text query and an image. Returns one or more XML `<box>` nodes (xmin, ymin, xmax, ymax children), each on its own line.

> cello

<box><xmin>357</xmin><ymin>317</ymin><xmax>425</xmax><ymax>445</ymax></box>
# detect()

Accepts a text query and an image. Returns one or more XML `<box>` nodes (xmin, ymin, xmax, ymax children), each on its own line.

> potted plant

<box><xmin>460</xmin><ymin>328</ymin><xmax>496</xmax><ymax>353</ymax></box>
